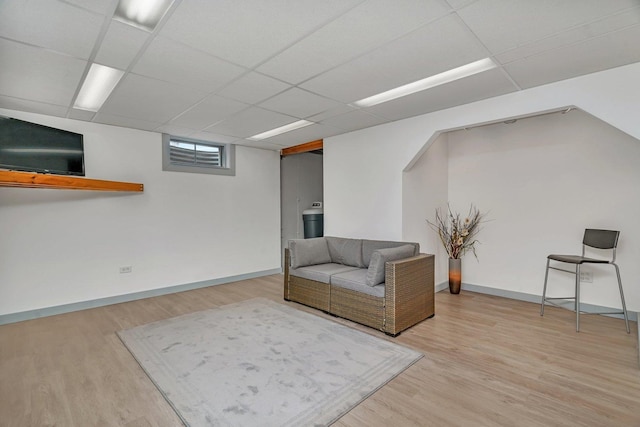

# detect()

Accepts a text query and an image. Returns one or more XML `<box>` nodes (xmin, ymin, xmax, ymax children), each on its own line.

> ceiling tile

<box><xmin>495</xmin><ymin>8</ymin><xmax>640</xmax><ymax>64</ymax></box>
<box><xmin>95</xmin><ymin>20</ymin><xmax>149</xmax><ymax>70</ymax></box>
<box><xmin>100</xmin><ymin>73</ymin><xmax>207</xmax><ymax>123</ymax></box>
<box><xmin>307</xmin><ymin>104</ymin><xmax>357</xmax><ymax>123</ymax></box>
<box><xmin>0</xmin><ymin>38</ymin><xmax>86</xmax><ymax>106</ymax></box>
<box><xmin>259</xmin><ymin>88</ymin><xmax>342</xmax><ymax>118</ymax></box>
<box><xmin>301</xmin><ymin>14</ymin><xmax>486</xmax><ymax>103</ymax></box>
<box><xmin>458</xmin><ymin>0</ymin><xmax>640</xmax><ymax>55</ymax></box>
<box><xmin>216</xmin><ymin>72</ymin><xmax>291</xmax><ymax>104</ymax></box>
<box><xmin>366</xmin><ymin>68</ymin><xmax>517</xmax><ymax>120</ymax></box>
<box><xmin>160</xmin><ymin>0</ymin><xmax>363</xmax><ymax>68</ymax></box>
<box><xmin>93</xmin><ymin>112</ymin><xmax>162</xmax><ymax>131</ymax></box>
<box><xmin>169</xmin><ymin>95</ymin><xmax>249</xmax><ymax>130</ymax></box>
<box><xmin>63</xmin><ymin>0</ymin><xmax>113</xmax><ymax>15</ymax></box>
<box><xmin>188</xmin><ymin>131</ymin><xmax>239</xmax><ymax>144</ymax></box>
<box><xmin>0</xmin><ymin>95</ymin><xmax>69</xmax><ymax>118</ymax></box>
<box><xmin>445</xmin><ymin>0</ymin><xmax>478</xmax><ymax>9</ymax></box>
<box><xmin>504</xmin><ymin>24</ymin><xmax>640</xmax><ymax>89</ymax></box>
<box><xmin>154</xmin><ymin>124</ymin><xmax>197</xmax><ymax>138</ymax></box>
<box><xmin>237</xmin><ymin>139</ymin><xmax>287</xmax><ymax>151</ymax></box>
<box><xmin>133</xmin><ymin>37</ymin><xmax>246</xmax><ymax>92</ymax></box>
<box><xmin>297</xmin><ymin>64</ymin><xmax>385</xmax><ymax>105</ymax></box>
<box><xmin>205</xmin><ymin>107</ymin><xmax>298</xmax><ymax>138</ymax></box>
<box><xmin>257</xmin><ymin>0</ymin><xmax>450</xmax><ymax>84</ymax></box>
<box><xmin>0</xmin><ymin>0</ymin><xmax>103</xmax><ymax>59</ymax></box>
<box><xmin>319</xmin><ymin>110</ymin><xmax>389</xmax><ymax>132</ymax></box>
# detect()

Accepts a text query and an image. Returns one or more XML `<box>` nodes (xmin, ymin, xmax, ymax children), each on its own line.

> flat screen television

<box><xmin>0</xmin><ymin>116</ymin><xmax>85</xmax><ymax>176</ymax></box>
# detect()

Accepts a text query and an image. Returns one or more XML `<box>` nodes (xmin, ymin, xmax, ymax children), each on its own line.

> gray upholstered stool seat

<box><xmin>547</xmin><ymin>254</ymin><xmax>608</xmax><ymax>264</ymax></box>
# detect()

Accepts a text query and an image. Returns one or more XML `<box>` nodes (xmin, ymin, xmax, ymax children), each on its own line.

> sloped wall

<box><xmin>402</xmin><ymin>133</ymin><xmax>449</xmax><ymax>285</ymax></box>
<box><xmin>405</xmin><ymin>110</ymin><xmax>640</xmax><ymax>310</ymax></box>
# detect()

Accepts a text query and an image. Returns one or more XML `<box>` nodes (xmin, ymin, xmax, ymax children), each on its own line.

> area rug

<box><xmin>117</xmin><ymin>297</ymin><xmax>422</xmax><ymax>426</ymax></box>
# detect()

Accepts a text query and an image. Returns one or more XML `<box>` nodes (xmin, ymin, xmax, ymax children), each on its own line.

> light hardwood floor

<box><xmin>1</xmin><ymin>274</ymin><xmax>638</xmax><ymax>426</ymax></box>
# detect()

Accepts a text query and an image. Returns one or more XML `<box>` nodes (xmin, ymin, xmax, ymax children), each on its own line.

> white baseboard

<box><xmin>0</xmin><ymin>268</ymin><xmax>282</xmax><ymax>326</ymax></box>
<box><xmin>436</xmin><ymin>281</ymin><xmax>638</xmax><ymax>322</ymax></box>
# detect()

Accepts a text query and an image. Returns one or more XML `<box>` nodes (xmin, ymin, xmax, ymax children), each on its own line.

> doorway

<box><xmin>280</xmin><ymin>151</ymin><xmax>323</xmax><ymax>262</ymax></box>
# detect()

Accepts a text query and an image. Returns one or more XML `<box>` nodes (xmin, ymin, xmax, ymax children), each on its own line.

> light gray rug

<box><xmin>117</xmin><ymin>298</ymin><xmax>422</xmax><ymax>426</ymax></box>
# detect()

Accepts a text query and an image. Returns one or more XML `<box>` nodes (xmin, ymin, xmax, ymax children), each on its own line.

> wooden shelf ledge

<box><xmin>0</xmin><ymin>170</ymin><xmax>144</xmax><ymax>192</ymax></box>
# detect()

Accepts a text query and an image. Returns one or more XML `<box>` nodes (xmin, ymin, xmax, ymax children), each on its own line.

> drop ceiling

<box><xmin>1</xmin><ymin>0</ymin><xmax>639</xmax><ymax>151</ymax></box>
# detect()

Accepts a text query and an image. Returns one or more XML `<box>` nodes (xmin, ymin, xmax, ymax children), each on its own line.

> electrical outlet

<box><xmin>119</xmin><ymin>266</ymin><xmax>132</xmax><ymax>274</ymax></box>
<box><xmin>580</xmin><ymin>271</ymin><xmax>592</xmax><ymax>283</ymax></box>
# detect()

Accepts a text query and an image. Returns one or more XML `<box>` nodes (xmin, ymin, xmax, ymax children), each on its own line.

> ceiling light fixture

<box><xmin>353</xmin><ymin>58</ymin><xmax>498</xmax><ymax>108</ymax></box>
<box><xmin>113</xmin><ymin>0</ymin><xmax>175</xmax><ymax>31</ymax></box>
<box><xmin>73</xmin><ymin>63</ymin><xmax>124</xmax><ymax>111</ymax></box>
<box><xmin>248</xmin><ymin>120</ymin><xmax>314</xmax><ymax>141</ymax></box>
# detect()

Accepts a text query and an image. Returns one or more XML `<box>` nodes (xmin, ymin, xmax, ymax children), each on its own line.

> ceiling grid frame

<box><xmin>0</xmin><ymin>0</ymin><xmax>638</xmax><ymax>149</ymax></box>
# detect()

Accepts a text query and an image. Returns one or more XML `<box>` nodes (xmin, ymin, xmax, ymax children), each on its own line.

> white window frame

<box><xmin>162</xmin><ymin>134</ymin><xmax>235</xmax><ymax>176</ymax></box>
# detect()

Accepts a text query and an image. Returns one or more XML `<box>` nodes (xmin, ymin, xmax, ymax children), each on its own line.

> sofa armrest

<box><xmin>384</xmin><ymin>253</ymin><xmax>435</xmax><ymax>335</ymax></box>
<box><xmin>284</xmin><ymin>247</ymin><xmax>291</xmax><ymax>300</ymax></box>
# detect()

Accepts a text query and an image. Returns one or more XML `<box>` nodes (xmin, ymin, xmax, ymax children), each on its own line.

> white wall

<box><xmin>325</xmin><ymin>62</ymin><xmax>640</xmax><ymax>311</ymax></box>
<box><xmin>323</xmin><ymin>125</ymin><xmax>412</xmax><ymax>239</ymax></box>
<box><xmin>0</xmin><ymin>109</ymin><xmax>281</xmax><ymax>316</ymax></box>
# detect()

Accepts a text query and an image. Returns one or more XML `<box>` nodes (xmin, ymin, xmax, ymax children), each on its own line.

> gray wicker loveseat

<box><xmin>284</xmin><ymin>236</ymin><xmax>434</xmax><ymax>336</ymax></box>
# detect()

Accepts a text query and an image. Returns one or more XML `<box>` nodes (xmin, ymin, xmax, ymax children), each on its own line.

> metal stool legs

<box><xmin>575</xmin><ymin>265</ymin><xmax>580</xmax><ymax>332</ymax></box>
<box><xmin>540</xmin><ymin>260</ymin><xmax>630</xmax><ymax>333</ymax></box>
<box><xmin>613</xmin><ymin>263</ymin><xmax>630</xmax><ymax>333</ymax></box>
<box><xmin>540</xmin><ymin>259</ymin><xmax>550</xmax><ymax>317</ymax></box>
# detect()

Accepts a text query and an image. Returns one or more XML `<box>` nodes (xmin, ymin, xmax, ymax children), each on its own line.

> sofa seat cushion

<box><xmin>362</xmin><ymin>239</ymin><xmax>420</xmax><ymax>267</ymax></box>
<box><xmin>366</xmin><ymin>244</ymin><xmax>417</xmax><ymax>286</ymax></box>
<box><xmin>325</xmin><ymin>236</ymin><xmax>364</xmax><ymax>267</ymax></box>
<box><xmin>289</xmin><ymin>238</ymin><xmax>331</xmax><ymax>269</ymax></box>
<box><xmin>290</xmin><ymin>263</ymin><xmax>360</xmax><ymax>284</ymax></box>
<box><xmin>331</xmin><ymin>269</ymin><xmax>385</xmax><ymax>298</ymax></box>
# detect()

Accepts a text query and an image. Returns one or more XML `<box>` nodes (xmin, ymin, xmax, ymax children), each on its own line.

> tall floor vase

<box><xmin>448</xmin><ymin>258</ymin><xmax>461</xmax><ymax>294</ymax></box>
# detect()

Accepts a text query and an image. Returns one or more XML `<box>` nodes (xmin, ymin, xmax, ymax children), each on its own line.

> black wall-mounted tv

<box><xmin>0</xmin><ymin>116</ymin><xmax>85</xmax><ymax>176</ymax></box>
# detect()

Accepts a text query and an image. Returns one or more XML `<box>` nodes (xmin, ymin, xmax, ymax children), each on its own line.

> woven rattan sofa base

<box><xmin>330</xmin><ymin>286</ymin><xmax>384</xmax><ymax>331</ymax></box>
<box><xmin>286</xmin><ymin>275</ymin><xmax>330</xmax><ymax>312</ymax></box>
<box><xmin>283</xmin><ymin>247</ymin><xmax>331</xmax><ymax>311</ymax></box>
<box><xmin>284</xmin><ymin>248</ymin><xmax>435</xmax><ymax>336</ymax></box>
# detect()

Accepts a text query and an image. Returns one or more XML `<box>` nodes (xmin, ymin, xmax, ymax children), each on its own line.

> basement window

<box><xmin>162</xmin><ymin>134</ymin><xmax>235</xmax><ymax>176</ymax></box>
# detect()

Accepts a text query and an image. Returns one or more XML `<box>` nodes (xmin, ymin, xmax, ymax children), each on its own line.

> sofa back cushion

<box><xmin>288</xmin><ymin>238</ymin><xmax>331</xmax><ymax>269</ymax></box>
<box><xmin>365</xmin><ymin>244</ymin><xmax>416</xmax><ymax>286</ymax></box>
<box><xmin>362</xmin><ymin>239</ymin><xmax>420</xmax><ymax>267</ymax></box>
<box><xmin>325</xmin><ymin>236</ymin><xmax>364</xmax><ymax>267</ymax></box>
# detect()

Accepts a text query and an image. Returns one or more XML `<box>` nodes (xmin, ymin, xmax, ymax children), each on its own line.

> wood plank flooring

<box><xmin>1</xmin><ymin>274</ymin><xmax>638</xmax><ymax>426</ymax></box>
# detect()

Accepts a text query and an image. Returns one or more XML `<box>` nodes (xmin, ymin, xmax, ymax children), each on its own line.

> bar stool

<box><xmin>540</xmin><ymin>229</ymin><xmax>630</xmax><ymax>333</ymax></box>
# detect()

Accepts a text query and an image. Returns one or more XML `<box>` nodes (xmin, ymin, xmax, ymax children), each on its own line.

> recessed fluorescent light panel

<box><xmin>73</xmin><ymin>63</ymin><xmax>124</xmax><ymax>112</ymax></box>
<box><xmin>248</xmin><ymin>120</ymin><xmax>314</xmax><ymax>141</ymax></box>
<box><xmin>353</xmin><ymin>58</ymin><xmax>497</xmax><ymax>108</ymax></box>
<box><xmin>114</xmin><ymin>0</ymin><xmax>175</xmax><ymax>31</ymax></box>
